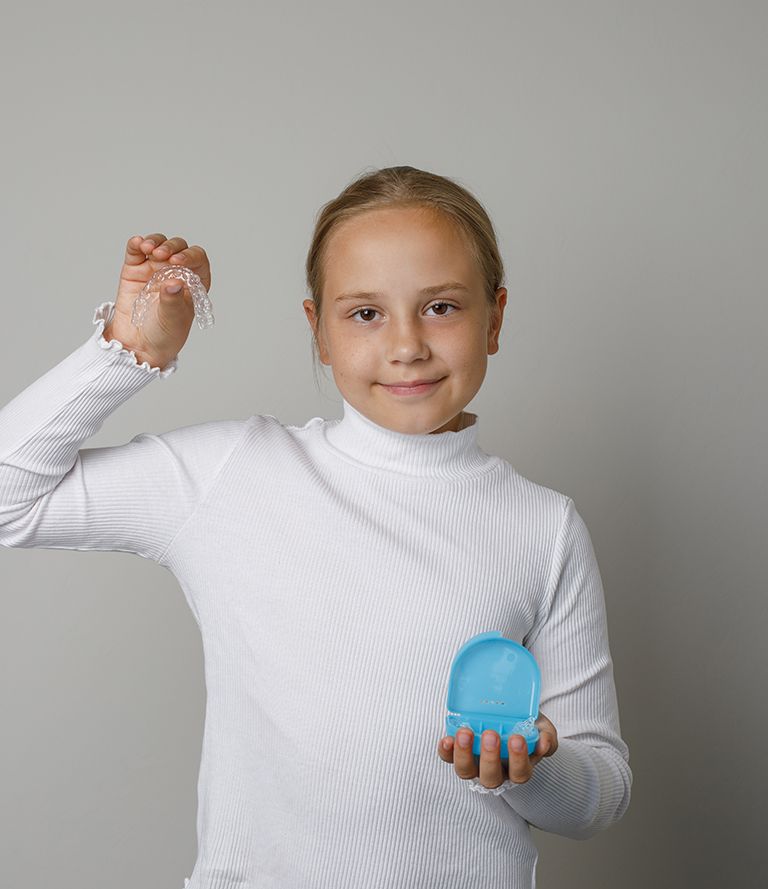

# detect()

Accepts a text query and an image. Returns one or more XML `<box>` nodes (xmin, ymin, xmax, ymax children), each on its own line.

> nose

<box><xmin>385</xmin><ymin>318</ymin><xmax>430</xmax><ymax>362</ymax></box>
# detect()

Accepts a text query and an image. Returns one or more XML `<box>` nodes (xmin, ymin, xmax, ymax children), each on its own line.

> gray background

<box><xmin>1</xmin><ymin>1</ymin><xmax>766</xmax><ymax>886</ymax></box>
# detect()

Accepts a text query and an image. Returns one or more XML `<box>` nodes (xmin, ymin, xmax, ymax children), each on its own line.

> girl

<box><xmin>0</xmin><ymin>166</ymin><xmax>631</xmax><ymax>888</ymax></box>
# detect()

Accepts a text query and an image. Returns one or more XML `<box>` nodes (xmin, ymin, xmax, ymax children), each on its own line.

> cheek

<box><xmin>332</xmin><ymin>339</ymin><xmax>374</xmax><ymax>374</ymax></box>
<box><xmin>448</xmin><ymin>329</ymin><xmax>485</xmax><ymax>363</ymax></box>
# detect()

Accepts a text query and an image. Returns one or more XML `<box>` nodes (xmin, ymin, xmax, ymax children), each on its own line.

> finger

<box><xmin>513</xmin><ymin>730</ymin><xmax>557</xmax><ymax>770</ymax></box>
<box><xmin>437</xmin><ymin>736</ymin><xmax>455</xmax><ymax>763</ymax></box>
<box><xmin>506</xmin><ymin>734</ymin><xmax>533</xmax><ymax>784</ymax></box>
<box><xmin>125</xmin><ymin>235</ymin><xmax>159</xmax><ymax>267</ymax></box>
<box><xmin>453</xmin><ymin>728</ymin><xmax>478</xmax><ymax>779</ymax></box>
<box><xmin>478</xmin><ymin>730</ymin><xmax>506</xmax><ymax>789</ymax></box>
<box><xmin>160</xmin><ymin>279</ymin><xmax>193</xmax><ymax>314</ymax></box>
<box><xmin>162</xmin><ymin>278</ymin><xmax>186</xmax><ymax>295</ymax></box>
<box><xmin>138</xmin><ymin>232</ymin><xmax>169</xmax><ymax>258</ymax></box>
<box><xmin>528</xmin><ymin>733</ymin><xmax>548</xmax><ymax>763</ymax></box>
<box><xmin>535</xmin><ymin>711</ymin><xmax>557</xmax><ymax>741</ymax></box>
<box><xmin>168</xmin><ymin>243</ymin><xmax>205</xmax><ymax>267</ymax></box>
<box><xmin>150</xmin><ymin>236</ymin><xmax>189</xmax><ymax>260</ymax></box>
<box><xmin>536</xmin><ymin>730</ymin><xmax>557</xmax><ymax>758</ymax></box>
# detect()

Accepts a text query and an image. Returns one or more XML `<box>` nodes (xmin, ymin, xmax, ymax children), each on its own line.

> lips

<box><xmin>380</xmin><ymin>377</ymin><xmax>446</xmax><ymax>397</ymax></box>
<box><xmin>383</xmin><ymin>378</ymin><xmax>442</xmax><ymax>387</ymax></box>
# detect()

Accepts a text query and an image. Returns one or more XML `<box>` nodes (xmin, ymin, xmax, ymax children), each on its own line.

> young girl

<box><xmin>0</xmin><ymin>166</ymin><xmax>631</xmax><ymax>888</ymax></box>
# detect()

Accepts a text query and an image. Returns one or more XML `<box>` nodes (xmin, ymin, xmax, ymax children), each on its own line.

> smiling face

<box><xmin>303</xmin><ymin>205</ymin><xmax>507</xmax><ymax>434</ymax></box>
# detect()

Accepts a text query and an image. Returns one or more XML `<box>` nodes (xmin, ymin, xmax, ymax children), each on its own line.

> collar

<box><xmin>320</xmin><ymin>397</ymin><xmax>496</xmax><ymax>479</ymax></box>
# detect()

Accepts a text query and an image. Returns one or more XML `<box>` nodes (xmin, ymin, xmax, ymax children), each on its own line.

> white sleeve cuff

<box><xmin>466</xmin><ymin>776</ymin><xmax>517</xmax><ymax>796</ymax></box>
<box><xmin>92</xmin><ymin>301</ymin><xmax>179</xmax><ymax>379</ymax></box>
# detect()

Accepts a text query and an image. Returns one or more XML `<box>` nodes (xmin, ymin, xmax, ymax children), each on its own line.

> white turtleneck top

<box><xmin>0</xmin><ymin>302</ymin><xmax>632</xmax><ymax>889</ymax></box>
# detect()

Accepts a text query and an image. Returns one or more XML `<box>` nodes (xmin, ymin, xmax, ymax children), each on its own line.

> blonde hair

<box><xmin>305</xmin><ymin>164</ymin><xmax>506</xmax><ymax>376</ymax></box>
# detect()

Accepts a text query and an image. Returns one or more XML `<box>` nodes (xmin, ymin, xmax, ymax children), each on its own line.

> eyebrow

<box><xmin>334</xmin><ymin>282</ymin><xmax>470</xmax><ymax>303</ymax></box>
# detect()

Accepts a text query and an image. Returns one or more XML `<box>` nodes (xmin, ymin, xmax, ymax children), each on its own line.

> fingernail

<box><xmin>483</xmin><ymin>733</ymin><xmax>498</xmax><ymax>751</ymax></box>
<box><xmin>511</xmin><ymin>737</ymin><xmax>525</xmax><ymax>753</ymax></box>
<box><xmin>167</xmin><ymin>284</ymin><xmax>182</xmax><ymax>293</ymax></box>
<box><xmin>441</xmin><ymin>739</ymin><xmax>451</xmax><ymax>751</ymax></box>
<box><xmin>458</xmin><ymin>732</ymin><xmax>472</xmax><ymax>748</ymax></box>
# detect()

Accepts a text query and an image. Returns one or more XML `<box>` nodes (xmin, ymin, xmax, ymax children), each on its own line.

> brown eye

<box><xmin>428</xmin><ymin>302</ymin><xmax>457</xmax><ymax>316</ymax></box>
<box><xmin>350</xmin><ymin>303</ymin><xmax>457</xmax><ymax>323</ymax></box>
<box><xmin>351</xmin><ymin>308</ymin><xmax>379</xmax><ymax>322</ymax></box>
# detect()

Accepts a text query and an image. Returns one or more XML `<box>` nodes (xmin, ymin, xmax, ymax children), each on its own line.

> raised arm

<box><xmin>0</xmin><ymin>300</ymin><xmax>247</xmax><ymax>562</ymax></box>
<box><xmin>1</xmin><ymin>233</ymin><xmax>248</xmax><ymax>564</ymax></box>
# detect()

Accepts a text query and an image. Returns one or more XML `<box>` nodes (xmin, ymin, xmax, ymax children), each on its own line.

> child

<box><xmin>0</xmin><ymin>165</ymin><xmax>631</xmax><ymax>888</ymax></box>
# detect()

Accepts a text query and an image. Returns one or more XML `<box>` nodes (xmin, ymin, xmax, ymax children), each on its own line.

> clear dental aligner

<box><xmin>510</xmin><ymin>717</ymin><xmax>536</xmax><ymax>736</ymax></box>
<box><xmin>131</xmin><ymin>266</ymin><xmax>215</xmax><ymax>331</ymax></box>
<box><xmin>451</xmin><ymin>714</ymin><xmax>537</xmax><ymax>737</ymax></box>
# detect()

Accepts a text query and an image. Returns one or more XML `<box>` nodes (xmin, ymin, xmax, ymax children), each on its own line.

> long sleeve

<box><xmin>0</xmin><ymin>301</ymin><xmax>248</xmax><ymax>565</ymax></box>
<box><xmin>498</xmin><ymin>496</ymin><xmax>633</xmax><ymax>840</ymax></box>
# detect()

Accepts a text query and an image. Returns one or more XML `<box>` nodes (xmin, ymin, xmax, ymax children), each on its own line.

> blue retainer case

<box><xmin>445</xmin><ymin>631</ymin><xmax>541</xmax><ymax>759</ymax></box>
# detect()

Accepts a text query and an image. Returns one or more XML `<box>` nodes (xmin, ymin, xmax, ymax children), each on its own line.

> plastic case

<box><xmin>445</xmin><ymin>631</ymin><xmax>541</xmax><ymax>758</ymax></box>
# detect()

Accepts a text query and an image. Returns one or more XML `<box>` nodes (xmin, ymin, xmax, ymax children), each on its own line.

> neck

<box><xmin>319</xmin><ymin>398</ymin><xmax>496</xmax><ymax>479</ymax></box>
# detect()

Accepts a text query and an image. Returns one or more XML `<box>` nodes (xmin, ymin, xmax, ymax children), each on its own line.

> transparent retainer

<box><xmin>445</xmin><ymin>631</ymin><xmax>541</xmax><ymax>759</ymax></box>
<box><xmin>131</xmin><ymin>266</ymin><xmax>215</xmax><ymax>331</ymax></box>
<box><xmin>446</xmin><ymin>713</ymin><xmax>538</xmax><ymax>760</ymax></box>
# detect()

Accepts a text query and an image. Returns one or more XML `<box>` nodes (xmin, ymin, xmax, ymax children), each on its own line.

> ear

<box><xmin>302</xmin><ymin>299</ymin><xmax>317</xmax><ymax>334</ymax></box>
<box><xmin>487</xmin><ymin>288</ymin><xmax>507</xmax><ymax>355</ymax></box>
<box><xmin>303</xmin><ymin>299</ymin><xmax>331</xmax><ymax>365</ymax></box>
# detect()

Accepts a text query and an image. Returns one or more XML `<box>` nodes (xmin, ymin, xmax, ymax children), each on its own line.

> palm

<box><xmin>104</xmin><ymin>234</ymin><xmax>211</xmax><ymax>365</ymax></box>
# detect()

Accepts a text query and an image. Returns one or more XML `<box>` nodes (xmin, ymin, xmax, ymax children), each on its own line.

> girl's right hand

<box><xmin>104</xmin><ymin>233</ymin><xmax>212</xmax><ymax>369</ymax></box>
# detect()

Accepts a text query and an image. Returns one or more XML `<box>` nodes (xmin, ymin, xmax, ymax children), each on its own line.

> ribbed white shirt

<box><xmin>0</xmin><ymin>301</ymin><xmax>632</xmax><ymax>889</ymax></box>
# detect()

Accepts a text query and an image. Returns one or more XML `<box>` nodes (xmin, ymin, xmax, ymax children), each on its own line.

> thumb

<box><xmin>158</xmin><ymin>280</ymin><xmax>193</xmax><ymax>321</ymax></box>
<box><xmin>160</xmin><ymin>279</ymin><xmax>188</xmax><ymax>307</ymax></box>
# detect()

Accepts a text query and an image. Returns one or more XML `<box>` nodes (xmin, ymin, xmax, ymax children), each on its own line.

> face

<box><xmin>303</xmin><ymin>205</ymin><xmax>507</xmax><ymax>434</ymax></box>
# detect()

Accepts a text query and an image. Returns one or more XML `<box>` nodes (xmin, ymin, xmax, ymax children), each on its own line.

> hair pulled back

<box><xmin>305</xmin><ymin>165</ymin><xmax>505</xmax><ymax>375</ymax></box>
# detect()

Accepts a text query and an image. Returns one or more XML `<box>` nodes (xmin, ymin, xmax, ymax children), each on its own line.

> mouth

<box><xmin>380</xmin><ymin>377</ymin><xmax>445</xmax><ymax>396</ymax></box>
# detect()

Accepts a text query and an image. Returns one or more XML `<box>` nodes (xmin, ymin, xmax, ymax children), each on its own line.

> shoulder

<box><xmin>492</xmin><ymin>456</ymin><xmax>572</xmax><ymax>517</ymax></box>
<box><xmin>242</xmin><ymin>411</ymin><xmax>325</xmax><ymax>445</ymax></box>
<box><xmin>134</xmin><ymin>418</ymin><xmax>251</xmax><ymax>468</ymax></box>
<box><xmin>236</xmin><ymin>413</ymin><xmax>331</xmax><ymax>471</ymax></box>
<box><xmin>130</xmin><ymin>416</ymin><xmax>249</xmax><ymax>452</ymax></box>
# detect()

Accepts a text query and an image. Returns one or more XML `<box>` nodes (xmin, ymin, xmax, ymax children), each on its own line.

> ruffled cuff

<box><xmin>91</xmin><ymin>301</ymin><xmax>179</xmax><ymax>379</ymax></box>
<box><xmin>466</xmin><ymin>776</ymin><xmax>517</xmax><ymax>796</ymax></box>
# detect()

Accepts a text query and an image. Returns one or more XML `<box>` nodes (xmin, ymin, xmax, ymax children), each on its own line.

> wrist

<box><xmin>101</xmin><ymin>323</ymin><xmax>169</xmax><ymax>369</ymax></box>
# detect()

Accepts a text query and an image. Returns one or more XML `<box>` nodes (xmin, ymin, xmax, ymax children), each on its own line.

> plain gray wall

<box><xmin>1</xmin><ymin>1</ymin><xmax>766</xmax><ymax>886</ymax></box>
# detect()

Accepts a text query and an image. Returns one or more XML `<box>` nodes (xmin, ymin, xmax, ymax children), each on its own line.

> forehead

<box><xmin>323</xmin><ymin>206</ymin><xmax>479</xmax><ymax>291</ymax></box>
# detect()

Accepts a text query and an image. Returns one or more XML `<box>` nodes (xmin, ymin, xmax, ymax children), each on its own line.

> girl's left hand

<box><xmin>436</xmin><ymin>711</ymin><xmax>559</xmax><ymax>789</ymax></box>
